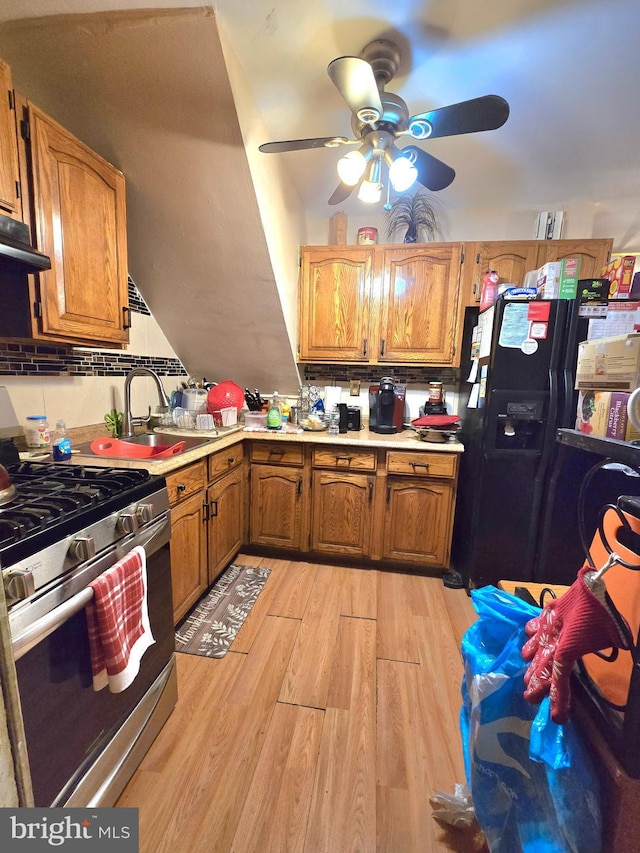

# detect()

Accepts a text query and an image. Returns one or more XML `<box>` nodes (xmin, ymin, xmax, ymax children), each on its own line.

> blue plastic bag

<box><xmin>461</xmin><ymin>586</ymin><xmax>602</xmax><ymax>853</ymax></box>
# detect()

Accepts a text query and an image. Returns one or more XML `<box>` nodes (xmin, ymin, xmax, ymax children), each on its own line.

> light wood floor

<box><xmin>117</xmin><ymin>555</ymin><xmax>485</xmax><ymax>852</ymax></box>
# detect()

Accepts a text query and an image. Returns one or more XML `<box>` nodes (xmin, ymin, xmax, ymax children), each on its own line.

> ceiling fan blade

<box><xmin>404</xmin><ymin>146</ymin><xmax>455</xmax><ymax>191</ymax></box>
<box><xmin>259</xmin><ymin>136</ymin><xmax>350</xmax><ymax>153</ymax></box>
<box><xmin>328</xmin><ymin>181</ymin><xmax>354</xmax><ymax>206</ymax></box>
<box><xmin>407</xmin><ymin>95</ymin><xmax>510</xmax><ymax>140</ymax></box>
<box><xmin>327</xmin><ymin>56</ymin><xmax>383</xmax><ymax>123</ymax></box>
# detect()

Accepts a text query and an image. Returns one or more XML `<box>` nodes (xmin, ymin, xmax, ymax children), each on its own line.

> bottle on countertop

<box><xmin>25</xmin><ymin>415</ymin><xmax>51</xmax><ymax>449</ymax></box>
<box><xmin>52</xmin><ymin>420</ymin><xmax>72</xmax><ymax>461</ymax></box>
<box><xmin>328</xmin><ymin>407</ymin><xmax>340</xmax><ymax>435</ymax></box>
<box><xmin>266</xmin><ymin>392</ymin><xmax>283</xmax><ymax>430</ymax></box>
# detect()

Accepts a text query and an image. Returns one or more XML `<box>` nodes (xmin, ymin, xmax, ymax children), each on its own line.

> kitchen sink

<box><xmin>72</xmin><ymin>431</ymin><xmax>215</xmax><ymax>461</ymax></box>
<box><xmin>121</xmin><ymin>432</ymin><xmax>212</xmax><ymax>449</ymax></box>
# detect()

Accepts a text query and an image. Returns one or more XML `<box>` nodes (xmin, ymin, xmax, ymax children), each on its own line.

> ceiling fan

<box><xmin>259</xmin><ymin>39</ymin><xmax>510</xmax><ymax>205</ymax></box>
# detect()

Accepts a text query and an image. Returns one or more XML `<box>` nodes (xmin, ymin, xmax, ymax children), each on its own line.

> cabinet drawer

<box><xmin>386</xmin><ymin>451</ymin><xmax>457</xmax><ymax>479</ymax></box>
<box><xmin>208</xmin><ymin>443</ymin><xmax>243</xmax><ymax>481</ymax></box>
<box><xmin>166</xmin><ymin>461</ymin><xmax>205</xmax><ymax>505</ymax></box>
<box><xmin>312</xmin><ymin>447</ymin><xmax>376</xmax><ymax>471</ymax></box>
<box><xmin>250</xmin><ymin>442</ymin><xmax>304</xmax><ymax>466</ymax></box>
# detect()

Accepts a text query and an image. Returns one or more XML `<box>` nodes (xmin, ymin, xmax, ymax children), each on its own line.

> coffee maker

<box><xmin>369</xmin><ymin>377</ymin><xmax>405</xmax><ymax>434</ymax></box>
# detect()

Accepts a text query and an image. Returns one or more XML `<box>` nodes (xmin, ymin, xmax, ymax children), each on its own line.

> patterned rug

<box><xmin>175</xmin><ymin>564</ymin><xmax>271</xmax><ymax>658</ymax></box>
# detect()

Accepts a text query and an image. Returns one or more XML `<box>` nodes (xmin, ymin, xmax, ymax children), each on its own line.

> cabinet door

<box><xmin>464</xmin><ymin>241</ymin><xmax>540</xmax><ymax>304</ymax></box>
<box><xmin>382</xmin><ymin>477</ymin><xmax>455</xmax><ymax>567</ymax></box>
<box><xmin>298</xmin><ymin>247</ymin><xmax>374</xmax><ymax>361</ymax></box>
<box><xmin>170</xmin><ymin>490</ymin><xmax>208</xmax><ymax>624</ymax></box>
<box><xmin>207</xmin><ymin>466</ymin><xmax>244</xmax><ymax>584</ymax></box>
<box><xmin>310</xmin><ymin>470</ymin><xmax>374</xmax><ymax>557</ymax></box>
<box><xmin>28</xmin><ymin>103</ymin><xmax>129</xmax><ymax>345</ymax></box>
<box><xmin>535</xmin><ymin>239</ymin><xmax>613</xmax><ymax>280</ymax></box>
<box><xmin>378</xmin><ymin>245</ymin><xmax>462</xmax><ymax>364</ymax></box>
<box><xmin>0</xmin><ymin>59</ymin><xmax>21</xmax><ymax>220</ymax></box>
<box><xmin>250</xmin><ymin>464</ymin><xmax>305</xmax><ymax>549</ymax></box>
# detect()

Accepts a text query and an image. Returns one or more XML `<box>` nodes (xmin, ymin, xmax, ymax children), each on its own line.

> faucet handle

<box><xmin>131</xmin><ymin>405</ymin><xmax>152</xmax><ymax>428</ymax></box>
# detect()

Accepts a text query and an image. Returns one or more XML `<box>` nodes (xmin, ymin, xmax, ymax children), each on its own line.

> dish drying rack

<box><xmin>157</xmin><ymin>406</ymin><xmax>238</xmax><ymax>432</ymax></box>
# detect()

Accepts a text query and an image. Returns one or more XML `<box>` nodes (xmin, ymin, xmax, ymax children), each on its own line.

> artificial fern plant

<box><xmin>385</xmin><ymin>189</ymin><xmax>443</xmax><ymax>243</ymax></box>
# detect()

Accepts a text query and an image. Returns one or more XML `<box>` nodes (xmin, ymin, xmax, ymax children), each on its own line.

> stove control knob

<box><xmin>136</xmin><ymin>503</ymin><xmax>154</xmax><ymax>524</ymax></box>
<box><xmin>70</xmin><ymin>536</ymin><xmax>96</xmax><ymax>561</ymax></box>
<box><xmin>4</xmin><ymin>569</ymin><xmax>36</xmax><ymax>603</ymax></box>
<box><xmin>116</xmin><ymin>512</ymin><xmax>139</xmax><ymax>535</ymax></box>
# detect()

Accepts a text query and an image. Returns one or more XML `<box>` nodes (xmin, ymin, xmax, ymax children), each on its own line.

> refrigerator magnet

<box><xmin>521</xmin><ymin>337</ymin><xmax>539</xmax><ymax>355</ymax></box>
<box><xmin>529</xmin><ymin>321</ymin><xmax>548</xmax><ymax>339</ymax></box>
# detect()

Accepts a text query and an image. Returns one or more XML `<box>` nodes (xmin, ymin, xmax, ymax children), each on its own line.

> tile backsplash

<box><xmin>0</xmin><ymin>277</ymin><xmax>189</xmax><ymax>430</ymax></box>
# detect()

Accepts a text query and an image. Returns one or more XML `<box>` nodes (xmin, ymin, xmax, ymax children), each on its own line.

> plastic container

<box><xmin>182</xmin><ymin>388</ymin><xmax>207</xmax><ymax>413</ymax></box>
<box><xmin>244</xmin><ymin>412</ymin><xmax>268</xmax><ymax>429</ymax></box>
<box><xmin>52</xmin><ymin>420</ymin><xmax>72</xmax><ymax>461</ymax></box>
<box><xmin>25</xmin><ymin>415</ymin><xmax>51</xmax><ymax>449</ymax></box>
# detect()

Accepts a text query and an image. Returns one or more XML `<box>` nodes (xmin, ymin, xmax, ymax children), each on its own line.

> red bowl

<box><xmin>207</xmin><ymin>381</ymin><xmax>244</xmax><ymax>414</ymax></box>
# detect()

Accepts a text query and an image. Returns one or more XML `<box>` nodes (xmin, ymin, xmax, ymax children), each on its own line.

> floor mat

<box><xmin>175</xmin><ymin>563</ymin><xmax>271</xmax><ymax>658</ymax></box>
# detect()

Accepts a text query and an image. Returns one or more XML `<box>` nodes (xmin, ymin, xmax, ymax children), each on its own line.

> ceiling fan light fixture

<box><xmin>357</xmin><ymin>158</ymin><xmax>382</xmax><ymax>204</ymax></box>
<box><xmin>388</xmin><ymin>155</ymin><xmax>418</xmax><ymax>192</ymax></box>
<box><xmin>337</xmin><ymin>149</ymin><xmax>368</xmax><ymax>186</ymax></box>
<box><xmin>357</xmin><ymin>180</ymin><xmax>382</xmax><ymax>204</ymax></box>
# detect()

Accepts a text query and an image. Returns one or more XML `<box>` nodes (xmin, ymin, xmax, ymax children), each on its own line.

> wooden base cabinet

<box><xmin>250</xmin><ymin>464</ymin><xmax>305</xmax><ymax>549</ymax></box>
<box><xmin>310</xmin><ymin>470</ymin><xmax>374</xmax><ymax>557</ymax></box>
<box><xmin>381</xmin><ymin>450</ymin><xmax>458</xmax><ymax>568</ymax></box>
<box><xmin>382</xmin><ymin>478</ymin><xmax>456</xmax><ymax>566</ymax></box>
<box><xmin>166</xmin><ymin>462</ymin><xmax>207</xmax><ymax>625</ymax></box>
<box><xmin>206</xmin><ymin>446</ymin><xmax>244</xmax><ymax>584</ymax></box>
<box><xmin>247</xmin><ymin>440</ymin><xmax>460</xmax><ymax>571</ymax></box>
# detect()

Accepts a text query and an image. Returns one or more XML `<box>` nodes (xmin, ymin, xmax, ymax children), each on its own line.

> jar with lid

<box><xmin>25</xmin><ymin>415</ymin><xmax>51</xmax><ymax>448</ymax></box>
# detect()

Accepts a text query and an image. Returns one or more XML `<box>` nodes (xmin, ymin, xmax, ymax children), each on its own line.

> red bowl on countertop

<box><xmin>207</xmin><ymin>381</ymin><xmax>245</xmax><ymax>414</ymax></box>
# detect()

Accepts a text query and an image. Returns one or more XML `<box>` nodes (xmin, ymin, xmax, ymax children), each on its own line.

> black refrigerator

<box><xmin>451</xmin><ymin>296</ymin><xmax>640</xmax><ymax>588</ymax></box>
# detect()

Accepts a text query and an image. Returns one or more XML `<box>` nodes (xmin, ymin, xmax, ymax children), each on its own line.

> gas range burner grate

<box><xmin>1</xmin><ymin>461</ymin><xmax>163</xmax><ymax>565</ymax></box>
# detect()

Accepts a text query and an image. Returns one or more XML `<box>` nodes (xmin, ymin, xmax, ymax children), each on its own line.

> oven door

<box><xmin>11</xmin><ymin>512</ymin><xmax>175</xmax><ymax>807</ymax></box>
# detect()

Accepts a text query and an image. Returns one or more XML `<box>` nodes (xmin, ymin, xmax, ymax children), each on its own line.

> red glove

<box><xmin>521</xmin><ymin>566</ymin><xmax>629</xmax><ymax>723</ymax></box>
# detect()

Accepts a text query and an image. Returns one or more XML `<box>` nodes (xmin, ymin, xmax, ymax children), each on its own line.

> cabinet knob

<box><xmin>177</xmin><ymin>483</ymin><xmax>186</xmax><ymax>493</ymax></box>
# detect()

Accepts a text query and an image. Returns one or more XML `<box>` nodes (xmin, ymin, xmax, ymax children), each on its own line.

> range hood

<box><xmin>0</xmin><ymin>212</ymin><xmax>51</xmax><ymax>272</ymax></box>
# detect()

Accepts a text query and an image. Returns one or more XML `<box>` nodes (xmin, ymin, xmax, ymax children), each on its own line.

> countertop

<box><xmin>57</xmin><ymin>425</ymin><xmax>463</xmax><ymax>476</ymax></box>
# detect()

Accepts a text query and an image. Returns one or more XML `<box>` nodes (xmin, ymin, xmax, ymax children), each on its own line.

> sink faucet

<box><xmin>122</xmin><ymin>368</ymin><xmax>171</xmax><ymax>438</ymax></box>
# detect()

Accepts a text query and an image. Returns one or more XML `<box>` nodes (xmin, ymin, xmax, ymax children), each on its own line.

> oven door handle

<box><xmin>12</xmin><ymin>514</ymin><xmax>171</xmax><ymax>662</ymax></box>
<box><xmin>13</xmin><ymin>586</ymin><xmax>94</xmax><ymax>662</ymax></box>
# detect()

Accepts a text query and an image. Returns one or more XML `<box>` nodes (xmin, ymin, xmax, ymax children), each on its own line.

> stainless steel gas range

<box><xmin>0</xmin><ymin>460</ymin><xmax>176</xmax><ymax>808</ymax></box>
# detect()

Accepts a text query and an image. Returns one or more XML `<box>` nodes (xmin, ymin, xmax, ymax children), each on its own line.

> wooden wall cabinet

<box><xmin>206</xmin><ymin>444</ymin><xmax>244</xmax><ymax>584</ymax></box>
<box><xmin>0</xmin><ymin>73</ymin><xmax>130</xmax><ymax>348</ymax></box>
<box><xmin>0</xmin><ymin>58</ymin><xmax>22</xmax><ymax>221</ymax></box>
<box><xmin>462</xmin><ymin>238</ymin><xmax>613</xmax><ymax>305</ymax></box>
<box><xmin>166</xmin><ymin>461</ymin><xmax>207</xmax><ymax>625</ymax></box>
<box><xmin>298</xmin><ymin>243</ymin><xmax>463</xmax><ymax>366</ymax></box>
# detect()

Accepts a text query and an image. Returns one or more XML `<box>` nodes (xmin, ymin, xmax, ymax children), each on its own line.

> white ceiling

<box><xmin>1</xmin><ymin>0</ymin><xmax>639</xmax><ymax>247</ymax></box>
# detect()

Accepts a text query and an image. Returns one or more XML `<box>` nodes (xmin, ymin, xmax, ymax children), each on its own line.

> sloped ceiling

<box><xmin>0</xmin><ymin>7</ymin><xmax>304</xmax><ymax>393</ymax></box>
